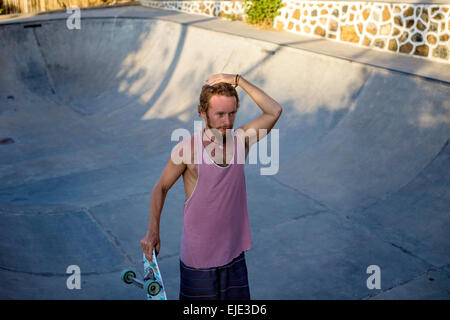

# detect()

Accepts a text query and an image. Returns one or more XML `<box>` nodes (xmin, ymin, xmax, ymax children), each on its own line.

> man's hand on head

<box><xmin>205</xmin><ymin>73</ymin><xmax>240</xmax><ymax>87</ymax></box>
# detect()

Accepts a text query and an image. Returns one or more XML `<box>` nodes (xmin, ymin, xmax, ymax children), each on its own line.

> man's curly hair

<box><xmin>197</xmin><ymin>82</ymin><xmax>240</xmax><ymax>116</ymax></box>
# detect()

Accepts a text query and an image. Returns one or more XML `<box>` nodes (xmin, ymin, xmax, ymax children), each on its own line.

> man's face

<box><xmin>202</xmin><ymin>95</ymin><xmax>237</xmax><ymax>136</ymax></box>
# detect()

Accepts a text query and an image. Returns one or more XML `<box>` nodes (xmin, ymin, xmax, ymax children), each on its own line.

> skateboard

<box><xmin>121</xmin><ymin>248</ymin><xmax>167</xmax><ymax>300</ymax></box>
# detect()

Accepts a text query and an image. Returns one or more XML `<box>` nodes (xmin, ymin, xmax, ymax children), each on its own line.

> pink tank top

<box><xmin>180</xmin><ymin>129</ymin><xmax>252</xmax><ymax>268</ymax></box>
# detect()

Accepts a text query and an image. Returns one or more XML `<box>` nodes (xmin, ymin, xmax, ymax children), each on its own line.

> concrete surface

<box><xmin>0</xmin><ymin>5</ymin><xmax>449</xmax><ymax>299</ymax></box>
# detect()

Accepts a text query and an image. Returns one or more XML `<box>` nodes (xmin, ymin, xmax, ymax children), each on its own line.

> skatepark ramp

<box><xmin>0</xmin><ymin>6</ymin><xmax>449</xmax><ymax>299</ymax></box>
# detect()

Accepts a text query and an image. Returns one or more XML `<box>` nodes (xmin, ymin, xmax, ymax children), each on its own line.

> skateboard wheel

<box><xmin>144</xmin><ymin>280</ymin><xmax>161</xmax><ymax>296</ymax></box>
<box><xmin>121</xmin><ymin>269</ymin><xmax>136</xmax><ymax>284</ymax></box>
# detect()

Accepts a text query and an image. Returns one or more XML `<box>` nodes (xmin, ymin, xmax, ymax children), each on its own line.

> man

<box><xmin>141</xmin><ymin>73</ymin><xmax>282</xmax><ymax>300</ymax></box>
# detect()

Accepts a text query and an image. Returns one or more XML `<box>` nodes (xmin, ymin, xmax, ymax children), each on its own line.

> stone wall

<box><xmin>141</xmin><ymin>0</ymin><xmax>247</xmax><ymax>18</ymax></box>
<box><xmin>275</xmin><ymin>1</ymin><xmax>449</xmax><ymax>63</ymax></box>
<box><xmin>140</xmin><ymin>1</ymin><xmax>450</xmax><ymax>63</ymax></box>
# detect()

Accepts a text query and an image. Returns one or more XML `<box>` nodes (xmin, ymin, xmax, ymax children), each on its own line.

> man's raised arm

<box><xmin>205</xmin><ymin>73</ymin><xmax>282</xmax><ymax>149</ymax></box>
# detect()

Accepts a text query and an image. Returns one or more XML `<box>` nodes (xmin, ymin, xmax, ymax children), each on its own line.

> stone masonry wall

<box><xmin>140</xmin><ymin>1</ymin><xmax>450</xmax><ymax>63</ymax></box>
<box><xmin>276</xmin><ymin>1</ymin><xmax>449</xmax><ymax>63</ymax></box>
<box><xmin>141</xmin><ymin>0</ymin><xmax>247</xmax><ymax>18</ymax></box>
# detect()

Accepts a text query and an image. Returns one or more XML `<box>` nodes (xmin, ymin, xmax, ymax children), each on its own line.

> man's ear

<box><xmin>200</xmin><ymin>111</ymin><xmax>207</xmax><ymax>123</ymax></box>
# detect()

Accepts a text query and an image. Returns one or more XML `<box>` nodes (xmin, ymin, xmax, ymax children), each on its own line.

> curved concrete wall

<box><xmin>1</xmin><ymin>17</ymin><xmax>448</xmax><ymax>210</ymax></box>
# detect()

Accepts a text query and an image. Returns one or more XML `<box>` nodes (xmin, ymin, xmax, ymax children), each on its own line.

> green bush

<box><xmin>244</xmin><ymin>0</ymin><xmax>283</xmax><ymax>26</ymax></box>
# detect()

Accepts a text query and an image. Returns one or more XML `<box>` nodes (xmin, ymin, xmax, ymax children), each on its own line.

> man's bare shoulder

<box><xmin>171</xmin><ymin>134</ymin><xmax>197</xmax><ymax>167</ymax></box>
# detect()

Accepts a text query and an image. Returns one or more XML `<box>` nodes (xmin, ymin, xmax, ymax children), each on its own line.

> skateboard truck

<box><xmin>121</xmin><ymin>248</ymin><xmax>166</xmax><ymax>298</ymax></box>
<box><xmin>121</xmin><ymin>269</ymin><xmax>162</xmax><ymax>296</ymax></box>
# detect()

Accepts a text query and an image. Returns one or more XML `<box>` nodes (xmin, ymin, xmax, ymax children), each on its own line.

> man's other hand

<box><xmin>140</xmin><ymin>232</ymin><xmax>160</xmax><ymax>263</ymax></box>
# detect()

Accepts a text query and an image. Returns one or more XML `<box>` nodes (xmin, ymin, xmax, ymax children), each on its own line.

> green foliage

<box><xmin>244</xmin><ymin>0</ymin><xmax>283</xmax><ymax>26</ymax></box>
<box><xmin>225</xmin><ymin>13</ymin><xmax>237</xmax><ymax>21</ymax></box>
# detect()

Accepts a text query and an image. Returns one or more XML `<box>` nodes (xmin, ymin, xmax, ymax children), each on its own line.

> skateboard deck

<box><xmin>120</xmin><ymin>248</ymin><xmax>167</xmax><ymax>300</ymax></box>
<box><xmin>143</xmin><ymin>250</ymin><xmax>167</xmax><ymax>300</ymax></box>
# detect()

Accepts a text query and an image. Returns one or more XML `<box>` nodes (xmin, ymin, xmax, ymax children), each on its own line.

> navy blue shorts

<box><xmin>179</xmin><ymin>252</ymin><xmax>251</xmax><ymax>300</ymax></box>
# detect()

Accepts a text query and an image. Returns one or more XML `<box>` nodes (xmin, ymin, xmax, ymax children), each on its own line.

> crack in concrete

<box><xmin>352</xmin><ymin>138</ymin><xmax>450</xmax><ymax>216</ymax></box>
<box><xmin>0</xmin><ymin>265</ymin><xmax>122</xmax><ymax>277</ymax></box>
<box><xmin>291</xmin><ymin>209</ymin><xmax>329</xmax><ymax>221</ymax></box>
<box><xmin>360</xmin><ymin>241</ymin><xmax>448</xmax><ymax>299</ymax></box>
<box><xmin>361</xmin><ymin>264</ymin><xmax>443</xmax><ymax>300</ymax></box>
<box><xmin>388</xmin><ymin>242</ymin><xmax>432</xmax><ymax>266</ymax></box>
<box><xmin>83</xmin><ymin>209</ymin><xmax>138</xmax><ymax>272</ymax></box>
<box><xmin>265</xmin><ymin>174</ymin><xmax>332</xmax><ymax>212</ymax></box>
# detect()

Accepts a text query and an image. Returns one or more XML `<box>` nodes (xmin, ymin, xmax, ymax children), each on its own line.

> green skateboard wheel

<box><xmin>144</xmin><ymin>280</ymin><xmax>161</xmax><ymax>296</ymax></box>
<box><xmin>121</xmin><ymin>269</ymin><xmax>136</xmax><ymax>284</ymax></box>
